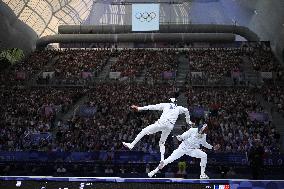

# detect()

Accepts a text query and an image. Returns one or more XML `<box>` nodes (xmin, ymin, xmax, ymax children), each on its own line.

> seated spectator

<box><xmin>0</xmin><ymin>50</ymin><xmax>60</xmax><ymax>86</ymax></box>
<box><xmin>186</xmin><ymin>87</ymin><xmax>280</xmax><ymax>154</ymax></box>
<box><xmin>56</xmin><ymin>165</ymin><xmax>67</xmax><ymax>175</ymax></box>
<box><xmin>111</xmin><ymin>49</ymin><xmax>178</xmax><ymax>81</ymax></box>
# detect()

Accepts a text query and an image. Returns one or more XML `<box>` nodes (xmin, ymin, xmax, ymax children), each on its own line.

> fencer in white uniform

<box><xmin>122</xmin><ymin>98</ymin><xmax>193</xmax><ymax>161</ymax></box>
<box><xmin>148</xmin><ymin>124</ymin><xmax>218</xmax><ymax>179</ymax></box>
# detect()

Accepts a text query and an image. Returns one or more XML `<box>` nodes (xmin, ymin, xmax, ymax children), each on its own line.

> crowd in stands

<box><xmin>111</xmin><ymin>49</ymin><xmax>178</xmax><ymax>80</ymax></box>
<box><xmin>1</xmin><ymin>46</ymin><xmax>282</xmax><ymax>87</ymax></box>
<box><xmin>0</xmin><ymin>46</ymin><xmax>283</xmax><ymax>161</ymax></box>
<box><xmin>0</xmin><ymin>50</ymin><xmax>58</xmax><ymax>86</ymax></box>
<box><xmin>186</xmin><ymin>48</ymin><xmax>245</xmax><ymax>84</ymax></box>
<box><xmin>186</xmin><ymin>87</ymin><xmax>281</xmax><ymax>154</ymax></box>
<box><xmin>56</xmin><ymin>83</ymin><xmax>175</xmax><ymax>154</ymax></box>
<box><xmin>38</xmin><ymin>49</ymin><xmax>111</xmax><ymax>85</ymax></box>
<box><xmin>262</xmin><ymin>85</ymin><xmax>284</xmax><ymax>116</ymax></box>
<box><xmin>0</xmin><ymin>49</ymin><xmax>112</xmax><ymax>86</ymax></box>
<box><xmin>249</xmin><ymin>47</ymin><xmax>279</xmax><ymax>72</ymax></box>
<box><xmin>0</xmin><ymin>83</ymin><xmax>281</xmax><ymax>156</ymax></box>
<box><xmin>187</xmin><ymin>47</ymin><xmax>283</xmax><ymax>85</ymax></box>
<box><xmin>0</xmin><ymin>87</ymin><xmax>85</xmax><ymax>151</ymax></box>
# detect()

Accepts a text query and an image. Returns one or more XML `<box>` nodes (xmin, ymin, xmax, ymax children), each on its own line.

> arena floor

<box><xmin>0</xmin><ymin>176</ymin><xmax>283</xmax><ymax>189</ymax></box>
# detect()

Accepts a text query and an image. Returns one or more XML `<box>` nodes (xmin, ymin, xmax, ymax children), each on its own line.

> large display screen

<box><xmin>132</xmin><ymin>4</ymin><xmax>159</xmax><ymax>31</ymax></box>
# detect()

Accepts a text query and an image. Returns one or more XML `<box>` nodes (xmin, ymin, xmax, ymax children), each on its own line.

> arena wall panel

<box><xmin>58</xmin><ymin>24</ymin><xmax>259</xmax><ymax>42</ymax></box>
<box><xmin>36</xmin><ymin>33</ymin><xmax>235</xmax><ymax>49</ymax></box>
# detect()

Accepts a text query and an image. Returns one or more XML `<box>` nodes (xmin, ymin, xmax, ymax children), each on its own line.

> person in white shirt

<box><xmin>148</xmin><ymin>124</ymin><xmax>220</xmax><ymax>179</ymax></box>
<box><xmin>123</xmin><ymin>98</ymin><xmax>193</xmax><ymax>161</ymax></box>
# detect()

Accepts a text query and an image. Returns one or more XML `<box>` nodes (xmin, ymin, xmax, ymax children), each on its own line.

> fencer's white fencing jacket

<box><xmin>179</xmin><ymin>128</ymin><xmax>213</xmax><ymax>150</ymax></box>
<box><xmin>138</xmin><ymin>103</ymin><xmax>192</xmax><ymax>126</ymax></box>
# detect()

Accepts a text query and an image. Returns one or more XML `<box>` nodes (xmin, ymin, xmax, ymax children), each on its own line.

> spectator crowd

<box><xmin>0</xmin><ymin>87</ymin><xmax>85</xmax><ymax>151</ymax></box>
<box><xmin>186</xmin><ymin>47</ymin><xmax>283</xmax><ymax>85</ymax></box>
<box><xmin>186</xmin><ymin>48</ymin><xmax>245</xmax><ymax>84</ymax></box>
<box><xmin>186</xmin><ymin>87</ymin><xmax>280</xmax><ymax>154</ymax></box>
<box><xmin>262</xmin><ymin>85</ymin><xmax>284</xmax><ymax>116</ymax></box>
<box><xmin>111</xmin><ymin>49</ymin><xmax>178</xmax><ymax>80</ymax></box>
<box><xmin>0</xmin><ymin>50</ymin><xmax>58</xmax><ymax>86</ymax></box>
<box><xmin>1</xmin><ymin>46</ymin><xmax>282</xmax><ymax>87</ymax></box>
<box><xmin>56</xmin><ymin>83</ymin><xmax>175</xmax><ymax>154</ymax></box>
<box><xmin>0</xmin><ymin>46</ymin><xmax>282</xmax><ymax>159</ymax></box>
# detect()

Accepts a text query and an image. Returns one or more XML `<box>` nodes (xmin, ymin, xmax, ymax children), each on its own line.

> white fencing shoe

<box><xmin>122</xmin><ymin>142</ymin><xmax>133</xmax><ymax>150</ymax></box>
<box><xmin>200</xmin><ymin>173</ymin><xmax>209</xmax><ymax>179</ymax></box>
<box><xmin>148</xmin><ymin>170</ymin><xmax>156</xmax><ymax>178</ymax></box>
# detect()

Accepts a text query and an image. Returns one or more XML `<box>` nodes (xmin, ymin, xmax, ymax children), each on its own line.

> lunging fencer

<box><xmin>148</xmin><ymin>124</ymin><xmax>220</xmax><ymax>179</ymax></box>
<box><xmin>122</xmin><ymin>98</ymin><xmax>193</xmax><ymax>161</ymax></box>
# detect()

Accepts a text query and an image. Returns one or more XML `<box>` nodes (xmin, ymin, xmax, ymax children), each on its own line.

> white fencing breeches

<box><xmin>131</xmin><ymin>122</ymin><xmax>172</xmax><ymax>161</ymax></box>
<box><xmin>162</xmin><ymin>145</ymin><xmax>207</xmax><ymax>174</ymax></box>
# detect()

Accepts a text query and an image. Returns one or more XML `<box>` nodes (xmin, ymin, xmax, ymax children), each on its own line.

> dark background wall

<box><xmin>239</xmin><ymin>0</ymin><xmax>284</xmax><ymax>62</ymax></box>
<box><xmin>86</xmin><ymin>0</ymin><xmax>284</xmax><ymax>62</ymax></box>
<box><xmin>0</xmin><ymin>1</ymin><xmax>37</xmax><ymax>54</ymax></box>
<box><xmin>1</xmin><ymin>0</ymin><xmax>283</xmax><ymax>61</ymax></box>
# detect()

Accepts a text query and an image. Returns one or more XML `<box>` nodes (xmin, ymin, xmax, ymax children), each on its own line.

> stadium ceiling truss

<box><xmin>3</xmin><ymin>0</ymin><xmax>93</xmax><ymax>37</ymax></box>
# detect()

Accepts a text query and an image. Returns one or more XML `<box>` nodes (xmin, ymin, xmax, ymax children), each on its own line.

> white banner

<box><xmin>191</xmin><ymin>72</ymin><xmax>203</xmax><ymax>77</ymax></box>
<box><xmin>119</xmin><ymin>76</ymin><xmax>129</xmax><ymax>81</ymax></box>
<box><xmin>42</xmin><ymin>72</ymin><xmax>55</xmax><ymax>78</ymax></box>
<box><xmin>132</xmin><ymin>4</ymin><xmax>159</xmax><ymax>31</ymax></box>
<box><xmin>261</xmin><ymin>72</ymin><xmax>272</xmax><ymax>79</ymax></box>
<box><xmin>109</xmin><ymin>72</ymin><xmax>121</xmax><ymax>79</ymax></box>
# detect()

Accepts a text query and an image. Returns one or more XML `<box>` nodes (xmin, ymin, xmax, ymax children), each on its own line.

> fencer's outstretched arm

<box><xmin>179</xmin><ymin>107</ymin><xmax>193</xmax><ymax>125</ymax></box>
<box><xmin>176</xmin><ymin>128</ymin><xmax>195</xmax><ymax>141</ymax></box>
<box><xmin>133</xmin><ymin>103</ymin><xmax>165</xmax><ymax>111</ymax></box>
<box><xmin>200</xmin><ymin>134</ymin><xmax>213</xmax><ymax>149</ymax></box>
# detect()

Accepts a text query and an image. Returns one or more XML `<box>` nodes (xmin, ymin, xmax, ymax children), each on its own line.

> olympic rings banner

<box><xmin>132</xmin><ymin>4</ymin><xmax>159</xmax><ymax>31</ymax></box>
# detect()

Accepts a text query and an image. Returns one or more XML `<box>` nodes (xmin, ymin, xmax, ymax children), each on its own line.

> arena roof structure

<box><xmin>2</xmin><ymin>0</ymin><xmax>93</xmax><ymax>37</ymax></box>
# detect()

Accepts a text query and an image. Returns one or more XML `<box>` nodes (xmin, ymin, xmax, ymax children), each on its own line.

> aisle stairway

<box><xmin>176</xmin><ymin>55</ymin><xmax>190</xmax><ymax>87</ymax></box>
<box><xmin>135</xmin><ymin>68</ymin><xmax>146</xmax><ymax>83</ymax></box>
<box><xmin>95</xmin><ymin>57</ymin><xmax>117</xmax><ymax>81</ymax></box>
<box><xmin>58</xmin><ymin>96</ymin><xmax>88</xmax><ymax>122</ymax></box>
<box><xmin>29</xmin><ymin>55</ymin><xmax>59</xmax><ymax>85</ymax></box>
<box><xmin>241</xmin><ymin>56</ymin><xmax>260</xmax><ymax>85</ymax></box>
